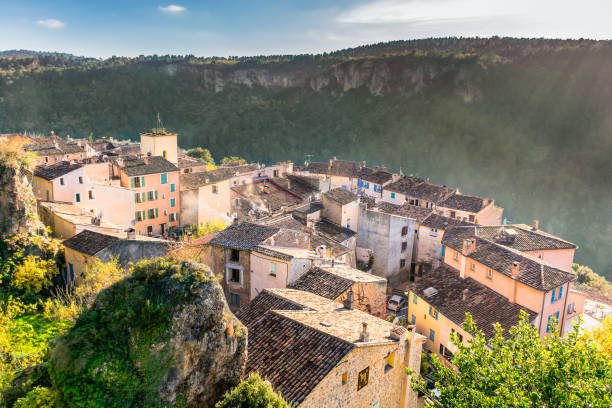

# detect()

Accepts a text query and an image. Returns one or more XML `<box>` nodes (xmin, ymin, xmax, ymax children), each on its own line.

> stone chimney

<box><xmin>462</xmin><ymin>288</ymin><xmax>469</xmax><ymax>301</ymax></box>
<box><xmin>343</xmin><ymin>289</ymin><xmax>355</xmax><ymax>310</ymax></box>
<box><xmin>359</xmin><ymin>322</ymin><xmax>370</xmax><ymax>342</ymax></box>
<box><xmin>511</xmin><ymin>261</ymin><xmax>520</xmax><ymax>278</ymax></box>
<box><xmin>462</xmin><ymin>238</ymin><xmax>476</xmax><ymax>255</ymax></box>
<box><xmin>389</xmin><ymin>325</ymin><xmax>407</xmax><ymax>341</ymax></box>
<box><xmin>532</xmin><ymin>220</ymin><xmax>539</xmax><ymax>230</ymax></box>
<box><xmin>126</xmin><ymin>228</ymin><xmax>135</xmax><ymax>239</ymax></box>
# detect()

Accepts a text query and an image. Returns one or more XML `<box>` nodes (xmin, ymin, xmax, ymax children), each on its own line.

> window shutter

<box><xmin>131</xmin><ymin>177</ymin><xmax>135</xmax><ymax>188</ymax></box>
<box><xmin>141</xmin><ymin>192</ymin><xmax>145</xmax><ymax>202</ymax></box>
<box><xmin>155</xmin><ymin>208</ymin><xmax>158</xmax><ymax>218</ymax></box>
<box><xmin>134</xmin><ymin>193</ymin><xmax>138</xmax><ymax>203</ymax></box>
<box><xmin>141</xmin><ymin>176</ymin><xmax>145</xmax><ymax>187</ymax></box>
<box><xmin>558</xmin><ymin>286</ymin><xmax>563</xmax><ymax>299</ymax></box>
<box><xmin>155</xmin><ymin>190</ymin><xmax>158</xmax><ymax>200</ymax></box>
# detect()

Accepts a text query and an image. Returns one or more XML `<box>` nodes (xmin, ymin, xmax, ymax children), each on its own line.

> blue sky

<box><xmin>1</xmin><ymin>0</ymin><xmax>611</xmax><ymax>58</ymax></box>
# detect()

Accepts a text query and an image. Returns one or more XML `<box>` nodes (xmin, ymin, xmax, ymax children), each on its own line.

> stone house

<box><xmin>436</xmin><ymin>192</ymin><xmax>503</xmax><ymax>225</ymax></box>
<box><xmin>357</xmin><ymin>202</ymin><xmax>424</xmax><ymax>287</ymax></box>
<box><xmin>38</xmin><ymin>202</ymin><xmax>124</xmax><ymax>239</ymax></box>
<box><xmin>288</xmin><ymin>265</ymin><xmax>388</xmax><ymax>317</ymax></box>
<box><xmin>25</xmin><ymin>134</ymin><xmax>87</xmax><ymax>166</ymax></box>
<box><xmin>321</xmin><ymin>188</ymin><xmax>360</xmax><ymax>232</ymax></box>
<box><xmin>441</xmin><ymin>226</ymin><xmax>577</xmax><ymax>337</ymax></box>
<box><xmin>382</xmin><ymin>176</ymin><xmax>455</xmax><ymax>209</ymax></box>
<box><xmin>298</xmin><ymin>158</ymin><xmax>368</xmax><ymax>193</ymax></box>
<box><xmin>62</xmin><ymin>229</ymin><xmax>169</xmax><ymax>286</ymax></box>
<box><xmin>177</xmin><ymin>156</ymin><xmax>207</xmax><ymax>174</ymax></box>
<box><xmin>407</xmin><ymin>266</ymin><xmax>537</xmax><ymax>358</ymax></box>
<box><xmin>237</xmin><ymin>288</ymin><xmax>426</xmax><ymax>408</ymax></box>
<box><xmin>111</xmin><ymin>155</ymin><xmax>180</xmax><ymax>236</ymax></box>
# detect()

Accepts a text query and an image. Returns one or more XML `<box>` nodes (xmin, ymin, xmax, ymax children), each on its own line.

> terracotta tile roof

<box><xmin>87</xmin><ymin>140</ymin><xmax>116</xmax><ymax>152</ymax></box>
<box><xmin>384</xmin><ymin>176</ymin><xmax>425</xmax><ymax>194</ymax></box>
<box><xmin>246</xmin><ymin>311</ymin><xmax>354</xmax><ymax>405</ymax></box>
<box><xmin>313</xmin><ymin>219</ymin><xmax>356</xmax><ymax>242</ymax></box>
<box><xmin>62</xmin><ymin>229</ymin><xmax>120</xmax><ymax>256</ymax></box>
<box><xmin>442</xmin><ymin>227</ymin><xmax>575</xmax><ymax>291</ymax></box>
<box><xmin>180</xmin><ymin>163</ymin><xmax>259</xmax><ymax>190</ymax></box>
<box><xmin>115</xmin><ymin>156</ymin><xmax>178</xmax><ymax>177</ymax></box>
<box><xmin>361</xmin><ymin>169</ymin><xmax>393</xmax><ymax>185</ymax></box>
<box><xmin>288</xmin><ymin>266</ymin><xmax>354</xmax><ymax>299</ymax></box>
<box><xmin>209</xmin><ymin>222</ymin><xmax>279</xmax><ymax>250</ymax></box>
<box><xmin>177</xmin><ymin>156</ymin><xmax>207</xmax><ymax>169</ymax></box>
<box><xmin>235</xmin><ymin>289</ymin><xmax>309</xmax><ymax>328</ymax></box>
<box><xmin>375</xmin><ymin>202</ymin><xmax>432</xmax><ymax>222</ymax></box>
<box><xmin>26</xmin><ymin>136</ymin><xmax>85</xmax><ymax>156</ymax></box>
<box><xmin>439</xmin><ymin>193</ymin><xmax>488</xmax><ymax>213</ymax></box>
<box><xmin>34</xmin><ymin>161</ymin><xmax>83</xmax><ymax>180</ymax></box>
<box><xmin>271</xmin><ymin>175</ymin><xmax>319</xmax><ymax>198</ymax></box>
<box><xmin>302</xmin><ymin>161</ymin><xmax>329</xmax><ymax>174</ymax></box>
<box><xmin>322</xmin><ymin>187</ymin><xmax>358</xmax><ymax>205</ymax></box>
<box><xmin>385</xmin><ymin>176</ymin><xmax>454</xmax><ymax>203</ymax></box>
<box><xmin>232</xmin><ymin>179</ymin><xmax>303</xmax><ymax>212</ymax></box>
<box><xmin>251</xmin><ymin>245</ymin><xmax>294</xmax><ymax>261</ymax></box>
<box><xmin>421</xmin><ymin>213</ymin><xmax>474</xmax><ymax>230</ymax></box>
<box><xmin>303</xmin><ymin>159</ymin><xmax>365</xmax><ymax>178</ymax></box>
<box><xmin>411</xmin><ymin>266</ymin><xmax>537</xmax><ymax>341</ymax></box>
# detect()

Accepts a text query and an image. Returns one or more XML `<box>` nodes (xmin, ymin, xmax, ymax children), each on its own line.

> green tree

<box><xmin>186</xmin><ymin>147</ymin><xmax>215</xmax><ymax>166</ymax></box>
<box><xmin>572</xmin><ymin>263</ymin><xmax>612</xmax><ymax>299</ymax></box>
<box><xmin>215</xmin><ymin>373</ymin><xmax>289</xmax><ymax>408</ymax></box>
<box><xmin>220</xmin><ymin>156</ymin><xmax>247</xmax><ymax>166</ymax></box>
<box><xmin>411</xmin><ymin>311</ymin><xmax>612</xmax><ymax>408</ymax></box>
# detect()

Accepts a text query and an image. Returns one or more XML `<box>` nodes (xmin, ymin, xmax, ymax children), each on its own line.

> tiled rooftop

<box><xmin>114</xmin><ymin>155</ymin><xmax>178</xmax><ymax>177</ymax></box>
<box><xmin>322</xmin><ymin>187</ymin><xmax>358</xmax><ymax>205</ymax></box>
<box><xmin>385</xmin><ymin>176</ymin><xmax>454</xmax><ymax>203</ymax></box>
<box><xmin>442</xmin><ymin>227</ymin><xmax>576</xmax><ymax>291</ymax></box>
<box><xmin>375</xmin><ymin>202</ymin><xmax>432</xmax><ymax>222</ymax></box>
<box><xmin>180</xmin><ymin>163</ymin><xmax>259</xmax><ymax>190</ymax></box>
<box><xmin>439</xmin><ymin>193</ymin><xmax>489</xmax><ymax>213</ymax></box>
<box><xmin>410</xmin><ymin>266</ymin><xmax>538</xmax><ymax>341</ymax></box>
<box><xmin>34</xmin><ymin>161</ymin><xmax>83</xmax><ymax>180</ymax></box>
<box><xmin>361</xmin><ymin>169</ymin><xmax>393</xmax><ymax>185</ymax></box>
<box><xmin>421</xmin><ymin>213</ymin><xmax>473</xmax><ymax>230</ymax></box>
<box><xmin>286</xmin><ymin>265</ymin><xmax>384</xmax><ymax>299</ymax></box>
<box><xmin>62</xmin><ymin>229</ymin><xmax>120</xmax><ymax>256</ymax></box>
<box><xmin>209</xmin><ymin>222</ymin><xmax>279</xmax><ymax>250</ymax></box>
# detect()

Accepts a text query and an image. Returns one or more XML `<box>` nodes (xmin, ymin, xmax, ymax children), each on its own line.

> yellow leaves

<box><xmin>74</xmin><ymin>257</ymin><xmax>127</xmax><ymax>305</ymax></box>
<box><xmin>192</xmin><ymin>219</ymin><xmax>228</xmax><ymax>238</ymax></box>
<box><xmin>11</xmin><ymin>256</ymin><xmax>57</xmax><ymax>295</ymax></box>
<box><xmin>585</xmin><ymin>315</ymin><xmax>612</xmax><ymax>357</ymax></box>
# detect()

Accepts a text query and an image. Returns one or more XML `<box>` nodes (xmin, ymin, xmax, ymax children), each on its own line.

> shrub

<box><xmin>13</xmin><ymin>386</ymin><xmax>58</xmax><ymax>408</ymax></box>
<box><xmin>215</xmin><ymin>373</ymin><xmax>289</xmax><ymax>408</ymax></box>
<box><xmin>11</xmin><ymin>256</ymin><xmax>57</xmax><ymax>296</ymax></box>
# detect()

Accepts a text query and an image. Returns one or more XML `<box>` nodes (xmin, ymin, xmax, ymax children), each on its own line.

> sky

<box><xmin>1</xmin><ymin>0</ymin><xmax>611</xmax><ymax>58</ymax></box>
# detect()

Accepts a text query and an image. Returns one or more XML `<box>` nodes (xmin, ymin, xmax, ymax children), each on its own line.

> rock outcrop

<box><xmin>0</xmin><ymin>160</ymin><xmax>44</xmax><ymax>238</ymax></box>
<box><xmin>48</xmin><ymin>259</ymin><xmax>247</xmax><ymax>408</ymax></box>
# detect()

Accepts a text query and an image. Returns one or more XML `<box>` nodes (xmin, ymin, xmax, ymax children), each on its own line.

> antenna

<box><xmin>155</xmin><ymin>113</ymin><xmax>165</xmax><ymax>134</ymax></box>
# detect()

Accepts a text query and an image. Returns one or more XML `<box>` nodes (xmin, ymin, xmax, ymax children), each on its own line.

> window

<box><xmin>429</xmin><ymin>306</ymin><xmax>438</xmax><ymax>320</ymax></box>
<box><xmin>160</xmin><ymin>173</ymin><xmax>168</xmax><ymax>184</ymax></box>
<box><xmin>401</xmin><ymin>242</ymin><xmax>407</xmax><ymax>252</ymax></box>
<box><xmin>170</xmin><ymin>198</ymin><xmax>176</xmax><ymax>207</ymax></box>
<box><xmin>430</xmin><ymin>228</ymin><xmax>438</xmax><ymax>236</ymax></box>
<box><xmin>471</xmin><ymin>262</ymin><xmax>476</xmax><ymax>271</ymax></box>
<box><xmin>391</xmin><ymin>192</ymin><xmax>396</xmax><ymax>199</ymax></box>
<box><xmin>558</xmin><ymin>285</ymin><xmax>563</xmax><ymax>301</ymax></box>
<box><xmin>429</xmin><ymin>329</ymin><xmax>435</xmax><ymax>341</ymax></box>
<box><xmin>148</xmin><ymin>190</ymin><xmax>158</xmax><ymax>201</ymax></box>
<box><xmin>358</xmin><ymin>179</ymin><xmax>364</xmax><ymax>187</ymax></box>
<box><xmin>487</xmin><ymin>269</ymin><xmax>493</xmax><ymax>279</ymax></box>
<box><xmin>147</xmin><ymin>225</ymin><xmax>153</xmax><ymax>235</ymax></box>
<box><xmin>78</xmin><ymin>176</ymin><xmax>84</xmax><ymax>184</ymax></box>
<box><xmin>342</xmin><ymin>372</ymin><xmax>348</xmax><ymax>385</ymax></box>
<box><xmin>411</xmin><ymin>314</ymin><xmax>416</xmax><ymax>325</ymax></box>
<box><xmin>414</xmin><ymin>199</ymin><xmax>420</xmax><ymax>206</ymax></box>
<box><xmin>229</xmin><ymin>293</ymin><xmax>240</xmax><ymax>306</ymax></box>
<box><xmin>132</xmin><ymin>176</ymin><xmax>145</xmax><ymax>188</ymax></box>
<box><xmin>384</xmin><ymin>352</ymin><xmax>395</xmax><ymax>373</ymax></box>
<box><xmin>454</xmin><ymin>251</ymin><xmax>459</xmax><ymax>261</ymax></box>
<box><xmin>551</xmin><ymin>288</ymin><xmax>557</xmax><ymax>303</ymax></box>
<box><xmin>229</xmin><ymin>249</ymin><xmax>240</xmax><ymax>262</ymax></box>
<box><xmin>44</xmin><ymin>156</ymin><xmax>48</xmax><ymax>163</ymax></box>
<box><xmin>234</xmin><ymin>198</ymin><xmax>240</xmax><ymax>208</ymax></box>
<box><xmin>567</xmin><ymin>302</ymin><xmax>576</xmax><ymax>314</ymax></box>
<box><xmin>450</xmin><ymin>211</ymin><xmax>456</xmax><ymax>218</ymax></box>
<box><xmin>212</xmin><ymin>185</ymin><xmax>218</xmax><ymax>194</ymax></box>
<box><xmin>401</xmin><ymin>226</ymin><xmax>408</xmax><ymax>236</ymax></box>
<box><xmin>59</xmin><ymin>178</ymin><xmax>65</xmax><ymax>185</ymax></box>
<box><xmin>400</xmin><ymin>259</ymin><xmax>406</xmax><ymax>268</ymax></box>
<box><xmin>413</xmin><ymin>294</ymin><xmax>417</xmax><ymax>304</ymax></box>
<box><xmin>366</xmin><ymin>182</ymin><xmax>370</xmax><ymax>189</ymax></box>
<box><xmin>451</xmin><ymin>328</ymin><xmax>463</xmax><ymax>343</ymax></box>
<box><xmin>357</xmin><ymin>367</ymin><xmax>369</xmax><ymax>390</ymax></box>
<box><xmin>273</xmin><ymin>169</ymin><xmax>279</xmax><ymax>177</ymax></box>
<box><xmin>373</xmin><ymin>185</ymin><xmax>377</xmax><ymax>192</ymax></box>
<box><xmin>88</xmin><ymin>190</ymin><xmax>94</xmax><ymax>200</ymax></box>
<box><xmin>409</xmin><ymin>199</ymin><xmax>415</xmax><ymax>205</ymax></box>
<box><xmin>169</xmin><ymin>213</ymin><xmax>178</xmax><ymax>222</ymax></box>
<box><xmin>135</xmin><ymin>210</ymin><xmax>145</xmax><ymax>221</ymax></box>
<box><xmin>170</xmin><ymin>183</ymin><xmax>175</xmax><ymax>192</ymax></box>
<box><xmin>229</xmin><ymin>268</ymin><xmax>240</xmax><ymax>283</ymax></box>
<box><xmin>148</xmin><ymin>208</ymin><xmax>158</xmax><ymax>219</ymax></box>
<box><xmin>469</xmin><ymin>215</ymin><xmax>475</xmax><ymax>222</ymax></box>
<box><xmin>269</xmin><ymin>262</ymin><xmax>277</xmax><ymax>276</ymax></box>
<box><xmin>75</xmin><ymin>193</ymin><xmax>81</xmax><ymax>203</ymax></box>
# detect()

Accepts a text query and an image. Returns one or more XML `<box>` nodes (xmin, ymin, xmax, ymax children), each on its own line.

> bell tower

<box><xmin>139</xmin><ymin>114</ymin><xmax>178</xmax><ymax>165</ymax></box>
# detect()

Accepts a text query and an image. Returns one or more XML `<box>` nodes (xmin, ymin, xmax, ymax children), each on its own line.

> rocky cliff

<box><xmin>48</xmin><ymin>259</ymin><xmax>247</xmax><ymax>408</ymax></box>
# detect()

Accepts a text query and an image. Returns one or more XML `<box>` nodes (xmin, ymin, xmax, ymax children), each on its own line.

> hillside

<box><xmin>0</xmin><ymin>37</ymin><xmax>611</xmax><ymax>278</ymax></box>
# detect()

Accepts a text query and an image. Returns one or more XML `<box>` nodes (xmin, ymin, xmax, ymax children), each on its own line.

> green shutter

<box><xmin>170</xmin><ymin>198</ymin><xmax>175</xmax><ymax>207</ymax></box>
<box><xmin>141</xmin><ymin>192</ymin><xmax>146</xmax><ymax>202</ymax></box>
<box><xmin>131</xmin><ymin>177</ymin><xmax>136</xmax><ymax>188</ymax></box>
<box><xmin>141</xmin><ymin>176</ymin><xmax>145</xmax><ymax>187</ymax></box>
<box><xmin>155</xmin><ymin>190</ymin><xmax>158</xmax><ymax>200</ymax></box>
<box><xmin>161</xmin><ymin>173</ymin><xmax>168</xmax><ymax>184</ymax></box>
<box><xmin>170</xmin><ymin>183</ymin><xmax>175</xmax><ymax>192</ymax></box>
<box><xmin>155</xmin><ymin>208</ymin><xmax>158</xmax><ymax>218</ymax></box>
<box><xmin>134</xmin><ymin>193</ymin><xmax>138</xmax><ymax>203</ymax></box>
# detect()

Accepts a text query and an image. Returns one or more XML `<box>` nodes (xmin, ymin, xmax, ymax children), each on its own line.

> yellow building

<box><xmin>407</xmin><ymin>266</ymin><xmax>536</xmax><ymax>358</ymax></box>
<box><xmin>238</xmin><ymin>288</ymin><xmax>426</xmax><ymax>408</ymax></box>
<box><xmin>140</xmin><ymin>128</ymin><xmax>178</xmax><ymax>165</ymax></box>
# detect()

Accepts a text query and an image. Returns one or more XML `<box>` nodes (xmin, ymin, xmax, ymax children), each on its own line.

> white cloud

<box><xmin>158</xmin><ymin>5</ymin><xmax>186</xmax><ymax>14</ymax></box>
<box><xmin>36</xmin><ymin>19</ymin><xmax>65</xmax><ymax>29</ymax></box>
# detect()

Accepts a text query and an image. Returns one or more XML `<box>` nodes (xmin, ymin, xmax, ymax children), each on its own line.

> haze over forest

<box><xmin>1</xmin><ymin>37</ymin><xmax>611</xmax><ymax>278</ymax></box>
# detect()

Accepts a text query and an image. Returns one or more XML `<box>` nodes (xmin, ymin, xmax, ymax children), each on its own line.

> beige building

<box><xmin>321</xmin><ymin>188</ymin><xmax>360</xmax><ymax>232</ymax></box>
<box><xmin>299</xmin><ymin>158</ymin><xmax>368</xmax><ymax>193</ymax></box>
<box><xmin>238</xmin><ymin>288</ymin><xmax>426</xmax><ymax>408</ymax></box>
<box><xmin>436</xmin><ymin>193</ymin><xmax>503</xmax><ymax>225</ymax></box>
<box><xmin>38</xmin><ymin>202</ymin><xmax>124</xmax><ymax>239</ymax></box>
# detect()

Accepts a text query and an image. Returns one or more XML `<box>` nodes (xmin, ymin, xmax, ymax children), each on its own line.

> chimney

<box><xmin>126</xmin><ymin>228</ymin><xmax>136</xmax><ymax>239</ymax></box>
<box><xmin>462</xmin><ymin>288</ymin><xmax>469</xmax><ymax>301</ymax></box>
<box><xmin>511</xmin><ymin>261</ymin><xmax>520</xmax><ymax>278</ymax></box>
<box><xmin>359</xmin><ymin>322</ymin><xmax>370</xmax><ymax>342</ymax></box>
<box><xmin>343</xmin><ymin>289</ymin><xmax>355</xmax><ymax>310</ymax></box>
<box><xmin>532</xmin><ymin>220</ymin><xmax>539</xmax><ymax>230</ymax></box>
<box><xmin>462</xmin><ymin>238</ymin><xmax>476</xmax><ymax>255</ymax></box>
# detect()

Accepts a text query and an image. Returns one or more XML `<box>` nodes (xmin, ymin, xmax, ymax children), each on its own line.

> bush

<box><xmin>215</xmin><ymin>373</ymin><xmax>289</xmax><ymax>408</ymax></box>
<box><xmin>13</xmin><ymin>386</ymin><xmax>58</xmax><ymax>408</ymax></box>
<box><xmin>11</xmin><ymin>256</ymin><xmax>57</xmax><ymax>296</ymax></box>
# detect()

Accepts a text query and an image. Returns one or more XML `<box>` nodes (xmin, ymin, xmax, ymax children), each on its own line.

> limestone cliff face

<box><xmin>49</xmin><ymin>260</ymin><xmax>247</xmax><ymax>408</ymax></box>
<box><xmin>172</xmin><ymin>56</ymin><xmax>480</xmax><ymax>99</ymax></box>
<box><xmin>0</xmin><ymin>162</ymin><xmax>43</xmax><ymax>238</ymax></box>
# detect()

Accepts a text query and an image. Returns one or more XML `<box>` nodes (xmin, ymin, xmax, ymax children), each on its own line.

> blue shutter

<box><xmin>411</xmin><ymin>315</ymin><xmax>416</xmax><ymax>325</ymax></box>
<box><xmin>161</xmin><ymin>173</ymin><xmax>168</xmax><ymax>184</ymax></box>
<box><xmin>441</xmin><ymin>246</ymin><xmax>445</xmax><ymax>257</ymax></box>
<box><xmin>69</xmin><ymin>264</ymin><xmax>74</xmax><ymax>283</ymax></box>
<box><xmin>558</xmin><ymin>285</ymin><xmax>563</xmax><ymax>300</ymax></box>
<box><xmin>373</xmin><ymin>185</ymin><xmax>377</xmax><ymax>192</ymax></box>
<box><xmin>413</xmin><ymin>294</ymin><xmax>417</xmax><ymax>304</ymax></box>
<box><xmin>551</xmin><ymin>289</ymin><xmax>556</xmax><ymax>303</ymax></box>
<box><xmin>429</xmin><ymin>329</ymin><xmax>435</xmax><ymax>341</ymax></box>
<box><xmin>391</xmin><ymin>192</ymin><xmax>395</xmax><ymax>199</ymax></box>
<box><xmin>170</xmin><ymin>183</ymin><xmax>175</xmax><ymax>192</ymax></box>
